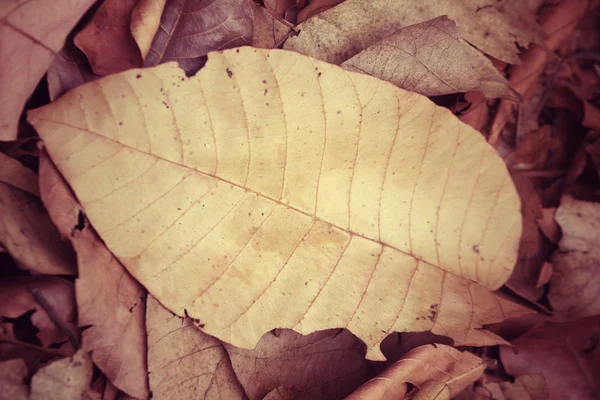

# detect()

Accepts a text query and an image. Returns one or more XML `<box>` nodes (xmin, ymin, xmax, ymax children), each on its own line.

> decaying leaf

<box><xmin>29</xmin><ymin>348</ymin><xmax>93</xmax><ymax>400</ymax></box>
<box><xmin>548</xmin><ymin>195</ymin><xmax>600</xmax><ymax>319</ymax></box>
<box><xmin>284</xmin><ymin>0</ymin><xmax>543</xmax><ymax>65</ymax></box>
<box><xmin>145</xmin><ymin>0</ymin><xmax>290</xmax><ymax>74</ymax></box>
<box><xmin>0</xmin><ymin>178</ymin><xmax>76</xmax><ymax>276</ymax></box>
<box><xmin>146</xmin><ymin>295</ymin><xmax>245</xmax><ymax>399</ymax></box>
<box><xmin>296</xmin><ymin>0</ymin><xmax>345</xmax><ymax>25</ymax></box>
<box><xmin>0</xmin><ymin>359</ymin><xmax>28</xmax><ymax>400</ymax></box>
<box><xmin>0</xmin><ymin>153</ymin><xmax>39</xmax><ymax>197</ymax></box>
<box><xmin>500</xmin><ymin>316</ymin><xmax>600</xmax><ymax>400</ymax></box>
<box><xmin>39</xmin><ymin>152</ymin><xmax>149</xmax><ymax>399</ymax></box>
<box><xmin>29</xmin><ymin>47</ymin><xmax>525</xmax><ymax>360</ymax></box>
<box><xmin>130</xmin><ymin>0</ymin><xmax>168</xmax><ymax>60</ymax></box>
<box><xmin>0</xmin><ymin>0</ymin><xmax>95</xmax><ymax>141</ymax></box>
<box><xmin>482</xmin><ymin>374</ymin><xmax>550</xmax><ymax>400</ymax></box>
<box><xmin>74</xmin><ymin>0</ymin><xmax>143</xmax><ymax>76</ymax></box>
<box><xmin>225</xmin><ymin>329</ymin><xmax>374</xmax><ymax>399</ymax></box>
<box><xmin>341</xmin><ymin>16</ymin><xmax>511</xmax><ymax>98</ymax></box>
<box><xmin>47</xmin><ymin>45</ymin><xmax>98</xmax><ymax>101</ymax></box>
<box><xmin>413</xmin><ymin>381</ymin><xmax>451</xmax><ymax>400</ymax></box>
<box><xmin>347</xmin><ymin>344</ymin><xmax>485</xmax><ymax>399</ymax></box>
<box><xmin>0</xmin><ymin>276</ymin><xmax>76</xmax><ymax>349</ymax></box>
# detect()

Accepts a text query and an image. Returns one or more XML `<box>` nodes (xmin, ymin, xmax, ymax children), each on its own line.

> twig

<box><xmin>30</xmin><ymin>288</ymin><xmax>80</xmax><ymax>349</ymax></box>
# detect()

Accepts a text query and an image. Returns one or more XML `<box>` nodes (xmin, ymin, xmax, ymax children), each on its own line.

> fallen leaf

<box><xmin>130</xmin><ymin>0</ymin><xmax>168</xmax><ymax>60</ymax></box>
<box><xmin>512</xmin><ymin>126</ymin><xmax>560</xmax><ymax>171</ymax></box>
<box><xmin>39</xmin><ymin>152</ymin><xmax>149</xmax><ymax>399</ymax></box>
<box><xmin>146</xmin><ymin>295</ymin><xmax>245</xmax><ymax>399</ymax></box>
<box><xmin>0</xmin><ymin>152</ymin><xmax>40</xmax><ymax>197</ymax></box>
<box><xmin>536</xmin><ymin>208</ymin><xmax>560</xmax><ymax>244</ymax></box>
<box><xmin>548</xmin><ymin>195</ymin><xmax>600</xmax><ymax>319</ymax></box>
<box><xmin>379</xmin><ymin>331</ymin><xmax>454</xmax><ymax>367</ymax></box>
<box><xmin>347</xmin><ymin>344</ymin><xmax>485</xmax><ymax>399</ymax></box>
<box><xmin>75</xmin><ymin>0</ymin><xmax>143</xmax><ymax>75</ymax></box>
<box><xmin>482</xmin><ymin>374</ymin><xmax>550</xmax><ymax>400</ymax></box>
<box><xmin>0</xmin><ymin>0</ymin><xmax>96</xmax><ymax>141</ymax></box>
<box><xmin>341</xmin><ymin>16</ymin><xmax>511</xmax><ymax>98</ymax></box>
<box><xmin>413</xmin><ymin>381</ymin><xmax>451</xmax><ymax>400</ymax></box>
<box><xmin>145</xmin><ymin>0</ymin><xmax>290</xmax><ymax>74</ymax></box>
<box><xmin>0</xmin><ymin>359</ymin><xmax>28</xmax><ymax>400</ymax></box>
<box><xmin>29</xmin><ymin>348</ymin><xmax>93</xmax><ymax>400</ymax></box>
<box><xmin>264</xmin><ymin>386</ymin><xmax>295</xmax><ymax>400</ymax></box>
<box><xmin>284</xmin><ymin>0</ymin><xmax>543</xmax><ymax>65</ymax></box>
<box><xmin>0</xmin><ymin>180</ymin><xmax>76</xmax><ymax>276</ymax></box>
<box><xmin>296</xmin><ymin>0</ymin><xmax>344</xmax><ymax>24</ymax></box>
<box><xmin>30</xmin><ymin>47</ymin><xmax>525</xmax><ymax>360</ymax></box>
<box><xmin>263</xmin><ymin>0</ymin><xmax>297</xmax><ymax>22</ymax></box>
<box><xmin>457</xmin><ymin>92</ymin><xmax>491</xmax><ymax>133</ymax></box>
<box><xmin>0</xmin><ymin>276</ymin><xmax>77</xmax><ymax>349</ymax></box>
<box><xmin>47</xmin><ymin>45</ymin><xmax>98</xmax><ymax>101</ymax></box>
<box><xmin>500</xmin><ymin>316</ymin><xmax>600</xmax><ymax>400</ymax></box>
<box><xmin>225</xmin><ymin>329</ymin><xmax>374</xmax><ymax>399</ymax></box>
<box><xmin>535</xmin><ymin>262</ymin><xmax>552</xmax><ymax>289</ymax></box>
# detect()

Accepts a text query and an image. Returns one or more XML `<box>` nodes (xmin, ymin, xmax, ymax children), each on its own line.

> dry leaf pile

<box><xmin>1</xmin><ymin>0</ymin><xmax>599</xmax><ymax>399</ymax></box>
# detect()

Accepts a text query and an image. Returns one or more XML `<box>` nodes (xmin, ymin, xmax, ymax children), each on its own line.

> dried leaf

<box><xmin>146</xmin><ymin>295</ymin><xmax>245</xmax><ymax>399</ymax></box>
<box><xmin>74</xmin><ymin>0</ymin><xmax>143</xmax><ymax>75</ymax></box>
<box><xmin>0</xmin><ymin>359</ymin><xmax>28</xmax><ymax>400</ymax></box>
<box><xmin>0</xmin><ymin>0</ymin><xmax>95</xmax><ymax>141</ymax></box>
<box><xmin>39</xmin><ymin>152</ymin><xmax>149</xmax><ymax>399</ymax></box>
<box><xmin>500</xmin><ymin>316</ymin><xmax>600</xmax><ymax>400</ymax></box>
<box><xmin>347</xmin><ymin>344</ymin><xmax>485</xmax><ymax>399</ymax></box>
<box><xmin>458</xmin><ymin>92</ymin><xmax>490</xmax><ymax>133</ymax></box>
<box><xmin>535</xmin><ymin>262</ymin><xmax>552</xmax><ymax>289</ymax></box>
<box><xmin>536</xmin><ymin>208</ymin><xmax>560</xmax><ymax>244</ymax></box>
<box><xmin>0</xmin><ymin>153</ymin><xmax>39</xmax><ymax>197</ymax></box>
<box><xmin>548</xmin><ymin>195</ymin><xmax>600</xmax><ymax>319</ymax></box>
<box><xmin>131</xmin><ymin>0</ymin><xmax>168</xmax><ymax>60</ymax></box>
<box><xmin>341</xmin><ymin>16</ymin><xmax>510</xmax><ymax>98</ymax></box>
<box><xmin>413</xmin><ymin>381</ymin><xmax>451</xmax><ymax>400</ymax></box>
<box><xmin>296</xmin><ymin>0</ymin><xmax>344</xmax><ymax>24</ymax></box>
<box><xmin>482</xmin><ymin>374</ymin><xmax>549</xmax><ymax>400</ymax></box>
<box><xmin>30</xmin><ymin>47</ymin><xmax>525</xmax><ymax>360</ymax></box>
<box><xmin>225</xmin><ymin>329</ymin><xmax>373</xmax><ymax>399</ymax></box>
<box><xmin>0</xmin><ymin>276</ymin><xmax>76</xmax><ymax>349</ymax></box>
<box><xmin>145</xmin><ymin>0</ymin><xmax>290</xmax><ymax>74</ymax></box>
<box><xmin>0</xmin><ymin>181</ymin><xmax>76</xmax><ymax>276</ymax></box>
<box><xmin>284</xmin><ymin>0</ymin><xmax>543</xmax><ymax>65</ymax></box>
<box><xmin>47</xmin><ymin>45</ymin><xmax>98</xmax><ymax>101</ymax></box>
<box><xmin>29</xmin><ymin>348</ymin><xmax>93</xmax><ymax>400</ymax></box>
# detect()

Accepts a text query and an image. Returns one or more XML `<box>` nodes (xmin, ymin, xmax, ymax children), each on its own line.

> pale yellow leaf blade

<box><xmin>130</xmin><ymin>0</ymin><xmax>167</xmax><ymax>60</ymax></box>
<box><xmin>29</xmin><ymin>47</ymin><xmax>523</xmax><ymax>360</ymax></box>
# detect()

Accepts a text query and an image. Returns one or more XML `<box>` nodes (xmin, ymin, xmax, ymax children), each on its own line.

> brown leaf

<box><xmin>0</xmin><ymin>180</ymin><xmax>76</xmax><ymax>276</ymax></box>
<box><xmin>0</xmin><ymin>152</ymin><xmax>39</xmax><ymax>197</ymax></box>
<box><xmin>500</xmin><ymin>316</ymin><xmax>600</xmax><ymax>400</ymax></box>
<box><xmin>145</xmin><ymin>0</ymin><xmax>290</xmax><ymax>74</ymax></box>
<box><xmin>29</xmin><ymin>47</ymin><xmax>526</xmax><ymax>360</ymax></box>
<box><xmin>481</xmin><ymin>374</ymin><xmax>550</xmax><ymax>400</ymax></box>
<box><xmin>413</xmin><ymin>381</ymin><xmax>451</xmax><ymax>400</ymax></box>
<box><xmin>0</xmin><ymin>0</ymin><xmax>96</xmax><ymax>141</ymax></box>
<box><xmin>39</xmin><ymin>152</ymin><xmax>149</xmax><ymax>399</ymax></box>
<box><xmin>535</xmin><ymin>262</ymin><xmax>552</xmax><ymax>289</ymax></box>
<box><xmin>29</xmin><ymin>348</ymin><xmax>93</xmax><ymax>400</ymax></box>
<box><xmin>536</xmin><ymin>208</ymin><xmax>560</xmax><ymax>244</ymax></box>
<box><xmin>296</xmin><ymin>0</ymin><xmax>344</xmax><ymax>24</ymax></box>
<box><xmin>225</xmin><ymin>329</ymin><xmax>374</xmax><ymax>399</ymax></box>
<box><xmin>74</xmin><ymin>0</ymin><xmax>144</xmax><ymax>75</ymax></box>
<box><xmin>146</xmin><ymin>295</ymin><xmax>245</xmax><ymax>399</ymax></box>
<box><xmin>284</xmin><ymin>0</ymin><xmax>543</xmax><ymax>65</ymax></box>
<box><xmin>347</xmin><ymin>344</ymin><xmax>486</xmax><ymax>399</ymax></box>
<box><xmin>548</xmin><ymin>195</ymin><xmax>600</xmax><ymax>319</ymax></box>
<box><xmin>512</xmin><ymin>126</ymin><xmax>560</xmax><ymax>171</ymax></box>
<box><xmin>0</xmin><ymin>359</ymin><xmax>28</xmax><ymax>400</ymax></box>
<box><xmin>131</xmin><ymin>0</ymin><xmax>168</xmax><ymax>60</ymax></box>
<box><xmin>263</xmin><ymin>0</ymin><xmax>298</xmax><ymax>22</ymax></box>
<box><xmin>458</xmin><ymin>92</ymin><xmax>491</xmax><ymax>133</ymax></box>
<box><xmin>47</xmin><ymin>45</ymin><xmax>98</xmax><ymax>101</ymax></box>
<box><xmin>0</xmin><ymin>276</ymin><xmax>77</xmax><ymax>349</ymax></box>
<box><xmin>341</xmin><ymin>16</ymin><xmax>511</xmax><ymax>98</ymax></box>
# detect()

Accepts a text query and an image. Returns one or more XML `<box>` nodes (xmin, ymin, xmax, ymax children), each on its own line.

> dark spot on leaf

<box><xmin>472</xmin><ymin>244</ymin><xmax>480</xmax><ymax>253</ymax></box>
<box><xmin>136</xmin><ymin>74</ymin><xmax>142</xmax><ymax>79</ymax></box>
<box><xmin>74</xmin><ymin>210</ymin><xmax>86</xmax><ymax>231</ymax></box>
<box><xmin>318</xmin><ymin>72</ymin><xmax>322</xmax><ymax>77</ymax></box>
<box><xmin>226</xmin><ymin>68</ymin><xmax>233</xmax><ymax>78</ymax></box>
<box><xmin>337</xmin><ymin>110</ymin><xmax>342</xmax><ymax>114</ymax></box>
<box><xmin>118</xmin><ymin>121</ymin><xmax>123</xmax><ymax>126</ymax></box>
<box><xmin>262</xmin><ymin>80</ymin><xmax>267</xmax><ymax>84</ymax></box>
<box><xmin>264</xmin><ymin>89</ymin><xmax>268</xmax><ymax>95</ymax></box>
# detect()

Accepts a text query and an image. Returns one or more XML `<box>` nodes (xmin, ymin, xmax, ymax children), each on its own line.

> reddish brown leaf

<box><xmin>145</xmin><ymin>0</ymin><xmax>290</xmax><ymax>74</ymax></box>
<box><xmin>480</xmin><ymin>375</ymin><xmax>550</xmax><ymax>400</ymax></box>
<box><xmin>501</xmin><ymin>316</ymin><xmax>600</xmax><ymax>400</ymax></box>
<box><xmin>74</xmin><ymin>0</ymin><xmax>143</xmax><ymax>75</ymax></box>
<box><xmin>47</xmin><ymin>44</ymin><xmax>98</xmax><ymax>101</ymax></box>
<box><xmin>0</xmin><ymin>359</ymin><xmax>28</xmax><ymax>400</ymax></box>
<box><xmin>39</xmin><ymin>152</ymin><xmax>149</xmax><ymax>399</ymax></box>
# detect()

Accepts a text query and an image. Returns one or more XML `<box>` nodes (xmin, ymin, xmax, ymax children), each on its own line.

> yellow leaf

<box><xmin>29</xmin><ymin>47</ymin><xmax>523</xmax><ymax>360</ymax></box>
<box><xmin>131</xmin><ymin>0</ymin><xmax>168</xmax><ymax>60</ymax></box>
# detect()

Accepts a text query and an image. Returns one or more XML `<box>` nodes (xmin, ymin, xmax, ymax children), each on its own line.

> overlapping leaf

<box><xmin>29</xmin><ymin>47</ymin><xmax>524</xmax><ymax>360</ymax></box>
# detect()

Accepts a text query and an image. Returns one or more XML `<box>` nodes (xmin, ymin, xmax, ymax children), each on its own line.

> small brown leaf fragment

<box><xmin>0</xmin><ymin>276</ymin><xmax>77</xmax><ymax>350</ymax></box>
<box><xmin>0</xmin><ymin>0</ymin><xmax>96</xmax><ymax>141</ymax></box>
<box><xmin>535</xmin><ymin>262</ymin><xmax>553</xmax><ymax>289</ymax></box>
<box><xmin>347</xmin><ymin>344</ymin><xmax>485</xmax><ymax>399</ymax></box>
<box><xmin>0</xmin><ymin>359</ymin><xmax>28</xmax><ymax>400</ymax></box>
<box><xmin>225</xmin><ymin>329</ymin><xmax>374</xmax><ymax>400</ymax></box>
<box><xmin>74</xmin><ymin>0</ymin><xmax>143</xmax><ymax>76</ymax></box>
<box><xmin>0</xmin><ymin>181</ymin><xmax>76</xmax><ymax>276</ymax></box>
<box><xmin>131</xmin><ymin>0</ymin><xmax>168</xmax><ymax>60</ymax></box>
<box><xmin>548</xmin><ymin>195</ymin><xmax>600</xmax><ymax>319</ymax></box>
<box><xmin>146</xmin><ymin>295</ymin><xmax>245</xmax><ymax>399</ymax></box>
<box><xmin>39</xmin><ymin>152</ymin><xmax>149</xmax><ymax>399</ymax></box>
<box><xmin>482</xmin><ymin>374</ymin><xmax>550</xmax><ymax>400</ymax></box>
<box><xmin>145</xmin><ymin>0</ymin><xmax>290</xmax><ymax>74</ymax></box>
<box><xmin>501</xmin><ymin>316</ymin><xmax>600</xmax><ymax>400</ymax></box>
<box><xmin>536</xmin><ymin>208</ymin><xmax>560</xmax><ymax>244</ymax></box>
<box><xmin>341</xmin><ymin>16</ymin><xmax>511</xmax><ymax>98</ymax></box>
<box><xmin>29</xmin><ymin>348</ymin><xmax>93</xmax><ymax>400</ymax></box>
